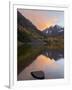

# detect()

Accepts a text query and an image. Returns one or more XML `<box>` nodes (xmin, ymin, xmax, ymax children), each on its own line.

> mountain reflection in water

<box><xmin>17</xmin><ymin>45</ymin><xmax>64</xmax><ymax>80</ymax></box>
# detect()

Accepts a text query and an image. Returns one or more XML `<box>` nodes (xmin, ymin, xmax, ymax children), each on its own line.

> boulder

<box><xmin>31</xmin><ymin>71</ymin><xmax>45</xmax><ymax>79</ymax></box>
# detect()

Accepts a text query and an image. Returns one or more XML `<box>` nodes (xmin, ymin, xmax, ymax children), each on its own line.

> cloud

<box><xmin>18</xmin><ymin>9</ymin><xmax>64</xmax><ymax>31</ymax></box>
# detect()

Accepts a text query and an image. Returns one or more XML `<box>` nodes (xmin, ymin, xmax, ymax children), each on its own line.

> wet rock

<box><xmin>31</xmin><ymin>71</ymin><xmax>45</xmax><ymax>79</ymax></box>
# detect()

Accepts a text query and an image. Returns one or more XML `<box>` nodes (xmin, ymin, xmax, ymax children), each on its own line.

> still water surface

<box><xmin>18</xmin><ymin>45</ymin><xmax>64</xmax><ymax>80</ymax></box>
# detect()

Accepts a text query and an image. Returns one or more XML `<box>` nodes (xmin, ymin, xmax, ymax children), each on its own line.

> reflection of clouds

<box><xmin>44</xmin><ymin>58</ymin><xmax>64</xmax><ymax>79</ymax></box>
<box><xmin>18</xmin><ymin>55</ymin><xmax>64</xmax><ymax>80</ymax></box>
<box><xmin>35</xmin><ymin>54</ymin><xmax>55</xmax><ymax>64</ymax></box>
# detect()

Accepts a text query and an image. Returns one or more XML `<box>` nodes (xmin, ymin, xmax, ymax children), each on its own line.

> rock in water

<box><xmin>31</xmin><ymin>71</ymin><xmax>45</xmax><ymax>79</ymax></box>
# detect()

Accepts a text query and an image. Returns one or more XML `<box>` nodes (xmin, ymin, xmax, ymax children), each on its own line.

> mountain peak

<box><xmin>42</xmin><ymin>25</ymin><xmax>64</xmax><ymax>36</ymax></box>
<box><xmin>54</xmin><ymin>25</ymin><xmax>63</xmax><ymax>30</ymax></box>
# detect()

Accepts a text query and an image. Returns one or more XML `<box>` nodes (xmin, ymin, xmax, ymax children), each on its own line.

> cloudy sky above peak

<box><xmin>18</xmin><ymin>9</ymin><xmax>64</xmax><ymax>31</ymax></box>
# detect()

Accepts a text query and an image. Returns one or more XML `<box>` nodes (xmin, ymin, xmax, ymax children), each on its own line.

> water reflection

<box><xmin>17</xmin><ymin>45</ymin><xmax>64</xmax><ymax>80</ymax></box>
<box><xmin>42</xmin><ymin>49</ymin><xmax>64</xmax><ymax>60</ymax></box>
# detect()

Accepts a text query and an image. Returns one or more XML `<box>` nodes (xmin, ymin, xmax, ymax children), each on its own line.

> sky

<box><xmin>18</xmin><ymin>9</ymin><xmax>64</xmax><ymax>31</ymax></box>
